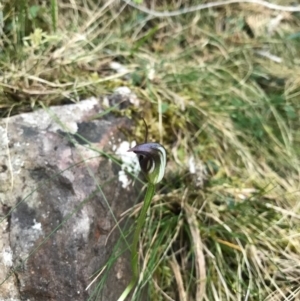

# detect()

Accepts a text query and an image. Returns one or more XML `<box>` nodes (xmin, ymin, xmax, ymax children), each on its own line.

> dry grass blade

<box><xmin>152</xmin><ymin>279</ymin><xmax>176</xmax><ymax>301</ymax></box>
<box><xmin>169</xmin><ymin>254</ymin><xmax>187</xmax><ymax>301</ymax></box>
<box><xmin>122</xmin><ymin>0</ymin><xmax>300</xmax><ymax>18</ymax></box>
<box><xmin>184</xmin><ymin>203</ymin><xmax>206</xmax><ymax>301</ymax></box>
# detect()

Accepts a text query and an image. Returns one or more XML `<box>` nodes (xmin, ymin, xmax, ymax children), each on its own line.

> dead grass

<box><xmin>1</xmin><ymin>0</ymin><xmax>300</xmax><ymax>300</ymax></box>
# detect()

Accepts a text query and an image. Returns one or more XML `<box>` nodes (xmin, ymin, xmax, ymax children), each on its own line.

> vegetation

<box><xmin>1</xmin><ymin>0</ymin><xmax>300</xmax><ymax>300</ymax></box>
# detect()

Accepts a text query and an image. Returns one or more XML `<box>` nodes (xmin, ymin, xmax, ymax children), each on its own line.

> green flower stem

<box><xmin>117</xmin><ymin>183</ymin><xmax>155</xmax><ymax>301</ymax></box>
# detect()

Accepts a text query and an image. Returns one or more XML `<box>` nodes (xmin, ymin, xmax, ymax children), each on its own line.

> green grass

<box><xmin>1</xmin><ymin>0</ymin><xmax>300</xmax><ymax>300</ymax></box>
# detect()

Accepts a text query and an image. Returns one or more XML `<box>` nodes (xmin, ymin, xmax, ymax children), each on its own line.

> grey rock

<box><xmin>0</xmin><ymin>97</ymin><xmax>140</xmax><ymax>301</ymax></box>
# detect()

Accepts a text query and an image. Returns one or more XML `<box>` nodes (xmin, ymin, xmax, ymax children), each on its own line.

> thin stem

<box><xmin>132</xmin><ymin>183</ymin><xmax>155</xmax><ymax>280</ymax></box>
<box><xmin>117</xmin><ymin>183</ymin><xmax>155</xmax><ymax>301</ymax></box>
<box><xmin>122</xmin><ymin>0</ymin><xmax>300</xmax><ymax>17</ymax></box>
<box><xmin>51</xmin><ymin>0</ymin><xmax>58</xmax><ymax>32</ymax></box>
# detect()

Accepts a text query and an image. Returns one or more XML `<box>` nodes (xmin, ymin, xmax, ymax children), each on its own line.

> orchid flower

<box><xmin>117</xmin><ymin>120</ymin><xmax>167</xmax><ymax>301</ymax></box>
<box><xmin>128</xmin><ymin>142</ymin><xmax>166</xmax><ymax>185</ymax></box>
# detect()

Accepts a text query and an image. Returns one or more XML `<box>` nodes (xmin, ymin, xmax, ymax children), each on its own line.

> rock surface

<box><xmin>0</xmin><ymin>96</ymin><xmax>140</xmax><ymax>301</ymax></box>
